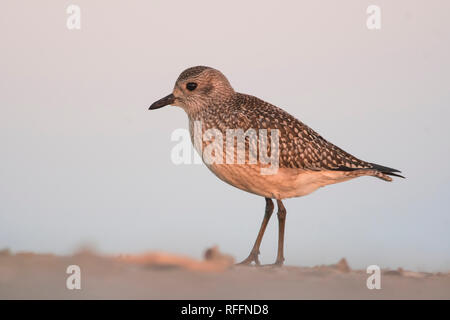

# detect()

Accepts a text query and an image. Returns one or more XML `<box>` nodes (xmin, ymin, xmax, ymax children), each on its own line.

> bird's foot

<box><xmin>236</xmin><ymin>251</ymin><xmax>261</xmax><ymax>266</ymax></box>
<box><xmin>261</xmin><ymin>259</ymin><xmax>284</xmax><ymax>268</ymax></box>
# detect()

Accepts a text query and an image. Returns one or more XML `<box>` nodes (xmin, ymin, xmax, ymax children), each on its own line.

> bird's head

<box><xmin>149</xmin><ymin>66</ymin><xmax>235</xmax><ymax>114</ymax></box>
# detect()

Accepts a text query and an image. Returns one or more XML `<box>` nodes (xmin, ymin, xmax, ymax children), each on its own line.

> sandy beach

<box><xmin>1</xmin><ymin>248</ymin><xmax>449</xmax><ymax>300</ymax></box>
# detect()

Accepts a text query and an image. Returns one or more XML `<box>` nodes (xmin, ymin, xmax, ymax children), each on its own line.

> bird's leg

<box><xmin>237</xmin><ymin>198</ymin><xmax>274</xmax><ymax>266</ymax></box>
<box><xmin>273</xmin><ymin>199</ymin><xmax>287</xmax><ymax>266</ymax></box>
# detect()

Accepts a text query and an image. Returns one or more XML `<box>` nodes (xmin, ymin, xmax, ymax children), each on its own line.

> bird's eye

<box><xmin>186</xmin><ymin>82</ymin><xmax>198</xmax><ymax>91</ymax></box>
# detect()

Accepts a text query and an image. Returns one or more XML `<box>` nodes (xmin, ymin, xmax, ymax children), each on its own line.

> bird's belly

<box><xmin>206</xmin><ymin>163</ymin><xmax>352</xmax><ymax>199</ymax></box>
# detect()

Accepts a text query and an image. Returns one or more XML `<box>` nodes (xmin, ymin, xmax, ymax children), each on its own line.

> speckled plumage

<box><xmin>152</xmin><ymin>65</ymin><xmax>403</xmax><ymax>195</ymax></box>
<box><xmin>195</xmin><ymin>93</ymin><xmax>373</xmax><ymax>171</ymax></box>
<box><xmin>149</xmin><ymin>66</ymin><xmax>403</xmax><ymax>266</ymax></box>
<box><xmin>181</xmin><ymin>69</ymin><xmax>401</xmax><ymax>182</ymax></box>
<box><xmin>177</xmin><ymin>66</ymin><xmax>210</xmax><ymax>82</ymax></box>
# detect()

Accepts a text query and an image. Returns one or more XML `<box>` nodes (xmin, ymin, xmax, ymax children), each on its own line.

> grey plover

<box><xmin>149</xmin><ymin>66</ymin><xmax>403</xmax><ymax>266</ymax></box>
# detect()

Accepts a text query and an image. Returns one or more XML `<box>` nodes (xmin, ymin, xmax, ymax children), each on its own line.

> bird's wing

<box><xmin>228</xmin><ymin>93</ymin><xmax>386</xmax><ymax>172</ymax></box>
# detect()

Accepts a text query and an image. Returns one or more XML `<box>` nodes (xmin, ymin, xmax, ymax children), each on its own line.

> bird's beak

<box><xmin>149</xmin><ymin>93</ymin><xmax>175</xmax><ymax>110</ymax></box>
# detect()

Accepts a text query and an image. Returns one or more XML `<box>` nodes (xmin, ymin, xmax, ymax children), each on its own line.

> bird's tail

<box><xmin>340</xmin><ymin>164</ymin><xmax>404</xmax><ymax>182</ymax></box>
<box><xmin>369</xmin><ymin>163</ymin><xmax>405</xmax><ymax>181</ymax></box>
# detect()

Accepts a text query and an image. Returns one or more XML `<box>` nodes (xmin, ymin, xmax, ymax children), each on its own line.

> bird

<box><xmin>148</xmin><ymin>66</ymin><xmax>403</xmax><ymax>266</ymax></box>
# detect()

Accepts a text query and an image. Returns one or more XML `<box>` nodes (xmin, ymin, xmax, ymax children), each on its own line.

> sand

<box><xmin>0</xmin><ymin>247</ymin><xmax>449</xmax><ymax>300</ymax></box>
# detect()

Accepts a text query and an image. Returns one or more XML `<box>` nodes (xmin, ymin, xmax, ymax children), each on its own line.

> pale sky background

<box><xmin>0</xmin><ymin>1</ymin><xmax>449</xmax><ymax>272</ymax></box>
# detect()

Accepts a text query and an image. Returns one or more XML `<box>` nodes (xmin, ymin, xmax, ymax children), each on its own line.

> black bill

<box><xmin>149</xmin><ymin>93</ymin><xmax>175</xmax><ymax>110</ymax></box>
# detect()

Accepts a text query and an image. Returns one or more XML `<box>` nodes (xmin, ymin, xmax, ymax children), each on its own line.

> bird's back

<box><xmin>195</xmin><ymin>92</ymin><xmax>401</xmax><ymax>180</ymax></box>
